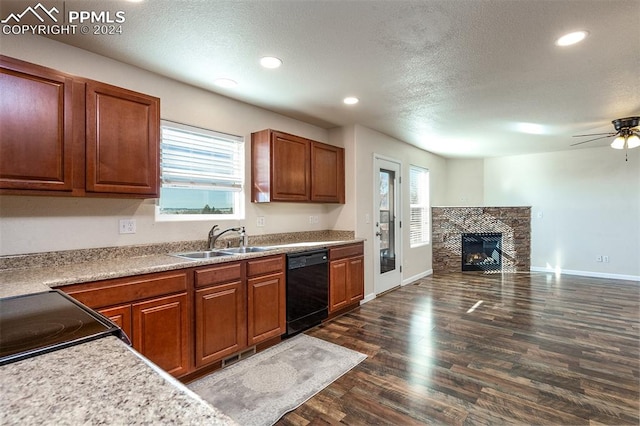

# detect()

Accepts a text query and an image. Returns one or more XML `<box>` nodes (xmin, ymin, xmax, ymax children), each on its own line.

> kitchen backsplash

<box><xmin>0</xmin><ymin>230</ymin><xmax>355</xmax><ymax>270</ymax></box>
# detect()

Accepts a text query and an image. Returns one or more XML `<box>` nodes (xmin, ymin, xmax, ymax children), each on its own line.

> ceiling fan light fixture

<box><xmin>555</xmin><ymin>30</ymin><xmax>588</xmax><ymax>46</ymax></box>
<box><xmin>611</xmin><ymin>135</ymin><xmax>626</xmax><ymax>149</ymax></box>
<box><xmin>627</xmin><ymin>133</ymin><xmax>640</xmax><ymax>149</ymax></box>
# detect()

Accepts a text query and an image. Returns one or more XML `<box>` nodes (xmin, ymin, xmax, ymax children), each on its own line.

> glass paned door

<box><xmin>374</xmin><ymin>156</ymin><xmax>402</xmax><ymax>294</ymax></box>
<box><xmin>379</xmin><ymin>169</ymin><xmax>396</xmax><ymax>273</ymax></box>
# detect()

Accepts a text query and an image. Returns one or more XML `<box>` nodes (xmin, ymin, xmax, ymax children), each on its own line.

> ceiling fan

<box><xmin>571</xmin><ymin>116</ymin><xmax>640</xmax><ymax>151</ymax></box>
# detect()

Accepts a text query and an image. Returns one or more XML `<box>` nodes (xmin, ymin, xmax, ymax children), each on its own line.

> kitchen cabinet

<box><xmin>246</xmin><ymin>255</ymin><xmax>286</xmax><ymax>345</ymax></box>
<box><xmin>251</xmin><ymin>129</ymin><xmax>345</xmax><ymax>203</ymax></box>
<box><xmin>310</xmin><ymin>141</ymin><xmax>345</xmax><ymax>203</ymax></box>
<box><xmin>85</xmin><ymin>81</ymin><xmax>159</xmax><ymax>195</ymax></box>
<box><xmin>0</xmin><ymin>55</ymin><xmax>159</xmax><ymax>198</ymax></box>
<box><xmin>0</xmin><ymin>56</ymin><xmax>76</xmax><ymax>192</ymax></box>
<box><xmin>59</xmin><ymin>270</ymin><xmax>191</xmax><ymax>378</ymax></box>
<box><xmin>99</xmin><ymin>304</ymin><xmax>132</xmax><ymax>338</ymax></box>
<box><xmin>194</xmin><ymin>262</ymin><xmax>246</xmax><ymax>368</ymax></box>
<box><xmin>131</xmin><ymin>293</ymin><xmax>188</xmax><ymax>376</ymax></box>
<box><xmin>329</xmin><ymin>242</ymin><xmax>364</xmax><ymax>313</ymax></box>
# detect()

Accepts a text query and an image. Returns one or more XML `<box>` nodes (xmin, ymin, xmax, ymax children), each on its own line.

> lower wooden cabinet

<box><xmin>246</xmin><ymin>255</ymin><xmax>286</xmax><ymax>345</ymax></box>
<box><xmin>98</xmin><ymin>304</ymin><xmax>132</xmax><ymax>339</ymax></box>
<box><xmin>194</xmin><ymin>262</ymin><xmax>246</xmax><ymax>368</ymax></box>
<box><xmin>329</xmin><ymin>243</ymin><xmax>365</xmax><ymax>313</ymax></box>
<box><xmin>131</xmin><ymin>293</ymin><xmax>189</xmax><ymax>377</ymax></box>
<box><xmin>60</xmin><ymin>270</ymin><xmax>191</xmax><ymax>378</ymax></box>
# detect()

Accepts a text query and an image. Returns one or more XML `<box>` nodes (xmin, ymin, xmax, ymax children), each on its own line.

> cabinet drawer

<box><xmin>246</xmin><ymin>255</ymin><xmax>285</xmax><ymax>277</ymax></box>
<box><xmin>195</xmin><ymin>262</ymin><xmax>242</xmax><ymax>288</ymax></box>
<box><xmin>61</xmin><ymin>271</ymin><xmax>188</xmax><ymax>308</ymax></box>
<box><xmin>329</xmin><ymin>243</ymin><xmax>364</xmax><ymax>260</ymax></box>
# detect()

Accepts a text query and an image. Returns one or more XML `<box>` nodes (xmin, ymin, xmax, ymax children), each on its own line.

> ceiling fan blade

<box><xmin>570</xmin><ymin>135</ymin><xmax>613</xmax><ymax>146</ymax></box>
<box><xmin>572</xmin><ymin>132</ymin><xmax>617</xmax><ymax>137</ymax></box>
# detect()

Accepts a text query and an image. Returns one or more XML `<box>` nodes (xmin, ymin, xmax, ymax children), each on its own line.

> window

<box><xmin>409</xmin><ymin>165</ymin><xmax>430</xmax><ymax>246</ymax></box>
<box><xmin>157</xmin><ymin>120</ymin><xmax>244</xmax><ymax>221</ymax></box>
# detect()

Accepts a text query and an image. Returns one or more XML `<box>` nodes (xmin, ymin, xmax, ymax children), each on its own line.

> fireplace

<box><xmin>462</xmin><ymin>233</ymin><xmax>502</xmax><ymax>271</ymax></box>
<box><xmin>432</xmin><ymin>207</ymin><xmax>530</xmax><ymax>273</ymax></box>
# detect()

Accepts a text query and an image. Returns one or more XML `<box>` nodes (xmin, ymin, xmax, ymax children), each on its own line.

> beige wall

<box><xmin>484</xmin><ymin>146</ymin><xmax>640</xmax><ymax>279</ymax></box>
<box><xmin>349</xmin><ymin>125</ymin><xmax>448</xmax><ymax>296</ymax></box>
<box><xmin>442</xmin><ymin>159</ymin><xmax>484</xmax><ymax>206</ymax></box>
<box><xmin>0</xmin><ymin>35</ymin><xmax>346</xmax><ymax>255</ymax></box>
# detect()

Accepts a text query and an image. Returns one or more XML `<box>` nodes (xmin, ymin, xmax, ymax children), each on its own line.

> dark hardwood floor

<box><xmin>279</xmin><ymin>272</ymin><xmax>640</xmax><ymax>425</ymax></box>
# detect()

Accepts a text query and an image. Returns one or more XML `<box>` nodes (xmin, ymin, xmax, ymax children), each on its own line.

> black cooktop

<box><xmin>0</xmin><ymin>290</ymin><xmax>127</xmax><ymax>366</ymax></box>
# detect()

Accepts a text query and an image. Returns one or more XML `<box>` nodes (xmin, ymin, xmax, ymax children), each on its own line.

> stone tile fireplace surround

<box><xmin>432</xmin><ymin>207</ymin><xmax>531</xmax><ymax>273</ymax></box>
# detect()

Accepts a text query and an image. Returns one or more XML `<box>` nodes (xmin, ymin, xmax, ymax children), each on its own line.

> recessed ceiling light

<box><xmin>514</xmin><ymin>122</ymin><xmax>546</xmax><ymax>135</ymax></box>
<box><xmin>213</xmin><ymin>78</ymin><xmax>238</xmax><ymax>88</ymax></box>
<box><xmin>555</xmin><ymin>31</ymin><xmax>588</xmax><ymax>47</ymax></box>
<box><xmin>343</xmin><ymin>97</ymin><xmax>359</xmax><ymax>105</ymax></box>
<box><xmin>260</xmin><ymin>56</ymin><xmax>282</xmax><ymax>69</ymax></box>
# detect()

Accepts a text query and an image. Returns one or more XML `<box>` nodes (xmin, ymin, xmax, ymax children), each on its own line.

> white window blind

<box><xmin>160</xmin><ymin>121</ymin><xmax>243</xmax><ymax>191</ymax></box>
<box><xmin>409</xmin><ymin>165</ymin><xmax>430</xmax><ymax>246</ymax></box>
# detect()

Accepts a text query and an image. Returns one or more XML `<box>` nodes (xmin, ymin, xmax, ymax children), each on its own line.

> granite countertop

<box><xmin>0</xmin><ymin>238</ymin><xmax>364</xmax><ymax>296</ymax></box>
<box><xmin>0</xmin><ymin>235</ymin><xmax>363</xmax><ymax>425</ymax></box>
<box><xmin>0</xmin><ymin>336</ymin><xmax>236</xmax><ymax>425</ymax></box>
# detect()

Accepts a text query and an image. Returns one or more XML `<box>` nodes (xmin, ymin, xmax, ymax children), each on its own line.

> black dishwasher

<box><xmin>285</xmin><ymin>249</ymin><xmax>329</xmax><ymax>336</ymax></box>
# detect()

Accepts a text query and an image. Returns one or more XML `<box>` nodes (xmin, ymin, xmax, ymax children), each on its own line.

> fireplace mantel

<box><xmin>431</xmin><ymin>206</ymin><xmax>531</xmax><ymax>273</ymax></box>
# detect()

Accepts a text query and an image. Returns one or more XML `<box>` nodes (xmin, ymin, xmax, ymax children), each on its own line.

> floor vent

<box><xmin>221</xmin><ymin>346</ymin><xmax>256</xmax><ymax>368</ymax></box>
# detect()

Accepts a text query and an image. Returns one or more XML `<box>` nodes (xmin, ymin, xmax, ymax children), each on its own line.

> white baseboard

<box><xmin>360</xmin><ymin>292</ymin><xmax>376</xmax><ymax>304</ymax></box>
<box><xmin>360</xmin><ymin>269</ymin><xmax>434</xmax><ymax>305</ymax></box>
<box><xmin>402</xmin><ymin>269</ymin><xmax>433</xmax><ymax>286</ymax></box>
<box><xmin>530</xmin><ymin>266</ymin><xmax>639</xmax><ymax>282</ymax></box>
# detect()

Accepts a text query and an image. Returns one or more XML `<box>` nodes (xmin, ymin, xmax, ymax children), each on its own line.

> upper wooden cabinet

<box><xmin>0</xmin><ymin>55</ymin><xmax>159</xmax><ymax>198</ymax></box>
<box><xmin>0</xmin><ymin>56</ymin><xmax>75</xmax><ymax>192</ymax></box>
<box><xmin>85</xmin><ymin>81</ymin><xmax>159</xmax><ymax>195</ymax></box>
<box><xmin>310</xmin><ymin>141</ymin><xmax>345</xmax><ymax>203</ymax></box>
<box><xmin>251</xmin><ymin>129</ymin><xmax>345</xmax><ymax>203</ymax></box>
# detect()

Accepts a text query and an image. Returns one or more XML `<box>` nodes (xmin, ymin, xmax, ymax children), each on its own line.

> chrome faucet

<box><xmin>208</xmin><ymin>225</ymin><xmax>244</xmax><ymax>250</ymax></box>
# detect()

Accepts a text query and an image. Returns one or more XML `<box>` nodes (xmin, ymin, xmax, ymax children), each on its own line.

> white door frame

<box><xmin>373</xmin><ymin>154</ymin><xmax>402</xmax><ymax>295</ymax></box>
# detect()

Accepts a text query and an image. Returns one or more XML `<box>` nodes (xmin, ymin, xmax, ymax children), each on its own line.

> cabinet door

<box><xmin>271</xmin><ymin>132</ymin><xmax>310</xmax><ymax>201</ymax></box>
<box><xmin>85</xmin><ymin>81</ymin><xmax>159</xmax><ymax>196</ymax></box>
<box><xmin>247</xmin><ymin>272</ymin><xmax>285</xmax><ymax>345</ymax></box>
<box><xmin>0</xmin><ymin>57</ymin><xmax>74</xmax><ymax>192</ymax></box>
<box><xmin>132</xmin><ymin>293</ymin><xmax>189</xmax><ymax>377</ymax></box>
<box><xmin>311</xmin><ymin>142</ymin><xmax>345</xmax><ymax>203</ymax></box>
<box><xmin>347</xmin><ymin>255</ymin><xmax>365</xmax><ymax>304</ymax></box>
<box><xmin>329</xmin><ymin>259</ymin><xmax>349</xmax><ymax>313</ymax></box>
<box><xmin>98</xmin><ymin>304</ymin><xmax>132</xmax><ymax>341</ymax></box>
<box><xmin>195</xmin><ymin>281</ymin><xmax>246</xmax><ymax>367</ymax></box>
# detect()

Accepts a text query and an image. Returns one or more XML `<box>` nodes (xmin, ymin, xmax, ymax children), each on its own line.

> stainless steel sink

<box><xmin>171</xmin><ymin>250</ymin><xmax>232</xmax><ymax>259</ymax></box>
<box><xmin>218</xmin><ymin>246</ymin><xmax>272</xmax><ymax>254</ymax></box>
<box><xmin>172</xmin><ymin>246</ymin><xmax>272</xmax><ymax>259</ymax></box>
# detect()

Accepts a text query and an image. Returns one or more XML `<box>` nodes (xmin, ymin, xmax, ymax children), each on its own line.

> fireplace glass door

<box><xmin>462</xmin><ymin>233</ymin><xmax>502</xmax><ymax>271</ymax></box>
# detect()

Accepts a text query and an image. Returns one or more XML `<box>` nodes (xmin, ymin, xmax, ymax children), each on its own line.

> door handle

<box><xmin>375</xmin><ymin>231</ymin><xmax>382</xmax><ymax>237</ymax></box>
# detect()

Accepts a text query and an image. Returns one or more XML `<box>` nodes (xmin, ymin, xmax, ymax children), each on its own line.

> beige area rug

<box><xmin>188</xmin><ymin>334</ymin><xmax>367</xmax><ymax>426</ymax></box>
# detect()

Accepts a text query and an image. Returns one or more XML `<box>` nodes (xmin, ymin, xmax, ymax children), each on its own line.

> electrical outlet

<box><xmin>256</xmin><ymin>216</ymin><xmax>265</xmax><ymax>227</ymax></box>
<box><xmin>603</xmin><ymin>255</ymin><xmax>609</xmax><ymax>263</ymax></box>
<box><xmin>119</xmin><ymin>219</ymin><xmax>136</xmax><ymax>234</ymax></box>
<box><xmin>596</xmin><ymin>255</ymin><xmax>602</xmax><ymax>262</ymax></box>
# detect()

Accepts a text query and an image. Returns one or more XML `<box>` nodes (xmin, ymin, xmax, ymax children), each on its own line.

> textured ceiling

<box><xmin>5</xmin><ymin>0</ymin><xmax>639</xmax><ymax>158</ymax></box>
